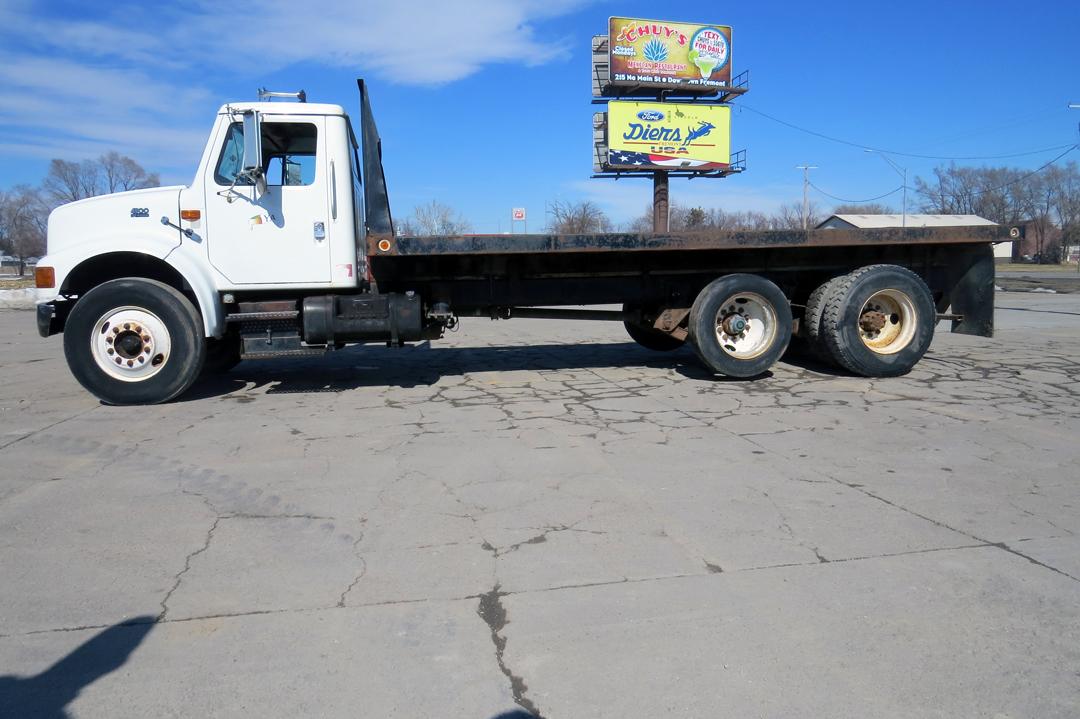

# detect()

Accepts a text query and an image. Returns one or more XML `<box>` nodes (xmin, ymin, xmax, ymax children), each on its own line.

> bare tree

<box><xmin>628</xmin><ymin>204</ymin><xmax>780</xmax><ymax>232</ymax></box>
<box><xmin>1051</xmin><ymin>161</ymin><xmax>1080</xmax><ymax>260</ymax></box>
<box><xmin>43</xmin><ymin>153</ymin><xmax>159</xmax><ymax>206</ymax></box>
<box><xmin>100</xmin><ymin>151</ymin><xmax>160</xmax><ymax>193</ymax></box>
<box><xmin>399</xmin><ymin>200</ymin><xmax>472</xmax><ymax>236</ymax></box>
<box><xmin>0</xmin><ymin>186</ymin><xmax>48</xmax><ymax>274</ymax></box>
<box><xmin>915</xmin><ymin>163</ymin><xmax>1032</xmax><ymax>225</ymax></box>
<box><xmin>43</xmin><ymin>159</ymin><xmax>101</xmax><ymax>205</ymax></box>
<box><xmin>627</xmin><ymin>201</ymin><xmax>689</xmax><ymax>232</ymax></box>
<box><xmin>912</xmin><ymin>161</ymin><xmax>1080</xmax><ymax>262</ymax></box>
<box><xmin>547</xmin><ymin>200</ymin><xmax>612</xmax><ymax>234</ymax></box>
<box><xmin>831</xmin><ymin>202</ymin><xmax>895</xmax><ymax>215</ymax></box>
<box><xmin>771</xmin><ymin>201</ymin><xmax>821</xmax><ymax>230</ymax></box>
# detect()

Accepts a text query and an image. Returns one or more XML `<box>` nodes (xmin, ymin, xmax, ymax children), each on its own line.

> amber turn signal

<box><xmin>35</xmin><ymin>266</ymin><xmax>55</xmax><ymax>288</ymax></box>
<box><xmin>180</xmin><ymin>209</ymin><xmax>201</xmax><ymax>221</ymax></box>
<box><xmin>377</xmin><ymin>239</ymin><xmax>391</xmax><ymax>252</ymax></box>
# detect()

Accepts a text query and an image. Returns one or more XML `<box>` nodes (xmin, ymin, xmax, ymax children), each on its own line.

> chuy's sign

<box><xmin>608</xmin><ymin>17</ymin><xmax>732</xmax><ymax>91</ymax></box>
<box><xmin>607</xmin><ymin>101</ymin><xmax>731</xmax><ymax>171</ymax></box>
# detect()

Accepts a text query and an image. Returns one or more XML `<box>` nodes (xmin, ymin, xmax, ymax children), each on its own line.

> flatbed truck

<box><xmin>34</xmin><ymin>80</ymin><xmax>1002</xmax><ymax>405</ymax></box>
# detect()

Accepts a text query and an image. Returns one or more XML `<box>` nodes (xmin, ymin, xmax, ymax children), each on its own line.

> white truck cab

<box><xmin>35</xmin><ymin>91</ymin><xmax>376</xmax><ymax>404</ymax></box>
<box><xmin>37</xmin><ymin>97</ymin><xmax>364</xmax><ymax>338</ymax></box>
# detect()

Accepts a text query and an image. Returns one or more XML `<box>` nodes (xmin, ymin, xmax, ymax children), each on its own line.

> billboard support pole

<box><xmin>653</xmin><ymin>172</ymin><xmax>669</xmax><ymax>233</ymax></box>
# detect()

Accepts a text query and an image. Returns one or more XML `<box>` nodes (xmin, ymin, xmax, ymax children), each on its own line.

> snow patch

<box><xmin>0</xmin><ymin>288</ymin><xmax>38</xmax><ymax>310</ymax></box>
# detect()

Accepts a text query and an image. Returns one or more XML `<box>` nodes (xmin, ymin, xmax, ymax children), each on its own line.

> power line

<box><xmin>738</xmin><ymin>104</ymin><xmax>1076</xmax><ymax>160</ymax></box>
<box><xmin>956</xmin><ymin>144</ymin><xmax>1078</xmax><ymax>197</ymax></box>
<box><xmin>808</xmin><ymin>144</ymin><xmax>1078</xmax><ymax>205</ymax></box>
<box><xmin>808</xmin><ymin>181</ymin><xmax>904</xmax><ymax>204</ymax></box>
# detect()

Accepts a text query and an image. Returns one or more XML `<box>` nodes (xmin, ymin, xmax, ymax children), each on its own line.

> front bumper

<box><xmin>36</xmin><ymin>301</ymin><xmax>70</xmax><ymax>338</ymax></box>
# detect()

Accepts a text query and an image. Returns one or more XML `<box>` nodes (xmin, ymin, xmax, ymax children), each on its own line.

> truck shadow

<box><xmin>182</xmin><ymin>340</ymin><xmax>803</xmax><ymax>401</ymax></box>
<box><xmin>0</xmin><ymin>617</ymin><xmax>156</xmax><ymax>718</ymax></box>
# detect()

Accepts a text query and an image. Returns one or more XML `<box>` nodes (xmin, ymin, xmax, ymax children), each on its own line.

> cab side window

<box><xmin>214</xmin><ymin>121</ymin><xmax>318</xmax><ymax>186</ymax></box>
<box><xmin>262</xmin><ymin>123</ymin><xmax>317</xmax><ymax>186</ymax></box>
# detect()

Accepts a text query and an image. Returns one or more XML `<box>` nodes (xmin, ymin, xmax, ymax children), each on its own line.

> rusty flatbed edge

<box><xmin>368</xmin><ymin>226</ymin><xmax>1007</xmax><ymax>257</ymax></box>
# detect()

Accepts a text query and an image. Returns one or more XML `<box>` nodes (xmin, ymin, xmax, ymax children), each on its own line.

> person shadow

<box><xmin>0</xmin><ymin>616</ymin><xmax>155</xmax><ymax>718</ymax></box>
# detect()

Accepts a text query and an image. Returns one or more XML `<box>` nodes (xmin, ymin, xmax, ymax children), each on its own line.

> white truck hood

<box><xmin>47</xmin><ymin>185</ymin><xmax>184</xmax><ymax>255</ymax></box>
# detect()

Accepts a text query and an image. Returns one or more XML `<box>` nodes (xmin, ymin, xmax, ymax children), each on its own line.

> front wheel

<box><xmin>63</xmin><ymin>278</ymin><xmax>206</xmax><ymax>405</ymax></box>
<box><xmin>688</xmin><ymin>274</ymin><xmax>793</xmax><ymax>378</ymax></box>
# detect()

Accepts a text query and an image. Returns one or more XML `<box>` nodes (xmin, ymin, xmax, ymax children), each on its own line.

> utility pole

<box><xmin>1069</xmin><ymin>104</ymin><xmax>1078</xmax><ymax>270</ymax></box>
<box><xmin>865</xmin><ymin>149</ymin><xmax>907</xmax><ymax>228</ymax></box>
<box><xmin>653</xmin><ymin>172</ymin><xmax>670</xmax><ymax>232</ymax></box>
<box><xmin>795</xmin><ymin>165</ymin><xmax>817</xmax><ymax>230</ymax></box>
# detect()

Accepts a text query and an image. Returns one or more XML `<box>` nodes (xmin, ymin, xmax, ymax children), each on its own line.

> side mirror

<box><xmin>242</xmin><ymin>110</ymin><xmax>263</xmax><ymax>173</ymax></box>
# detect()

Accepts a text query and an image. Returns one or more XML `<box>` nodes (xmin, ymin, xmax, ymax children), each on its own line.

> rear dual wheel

<box><xmin>808</xmin><ymin>265</ymin><xmax>936</xmax><ymax>377</ymax></box>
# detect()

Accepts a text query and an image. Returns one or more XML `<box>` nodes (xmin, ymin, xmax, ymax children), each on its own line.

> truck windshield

<box><xmin>214</xmin><ymin>121</ymin><xmax>318</xmax><ymax>186</ymax></box>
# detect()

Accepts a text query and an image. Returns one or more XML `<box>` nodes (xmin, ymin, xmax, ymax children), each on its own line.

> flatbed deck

<box><xmin>368</xmin><ymin>226</ymin><xmax>1007</xmax><ymax>257</ymax></box>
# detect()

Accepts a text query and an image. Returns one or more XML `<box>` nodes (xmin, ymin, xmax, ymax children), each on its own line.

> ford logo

<box><xmin>637</xmin><ymin>110</ymin><xmax>664</xmax><ymax>121</ymax></box>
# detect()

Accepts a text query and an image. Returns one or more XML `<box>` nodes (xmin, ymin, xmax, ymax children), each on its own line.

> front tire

<box><xmin>63</xmin><ymin>278</ymin><xmax>206</xmax><ymax>405</ymax></box>
<box><xmin>688</xmin><ymin>274</ymin><xmax>792</xmax><ymax>378</ymax></box>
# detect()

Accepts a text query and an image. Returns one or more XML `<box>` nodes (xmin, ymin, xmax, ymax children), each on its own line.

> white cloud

<box><xmin>0</xmin><ymin>53</ymin><xmax>212</xmax><ymax>171</ymax></box>
<box><xmin>177</xmin><ymin>0</ymin><xmax>591</xmax><ymax>84</ymax></box>
<box><xmin>0</xmin><ymin>0</ymin><xmax>593</xmax><ymax>171</ymax></box>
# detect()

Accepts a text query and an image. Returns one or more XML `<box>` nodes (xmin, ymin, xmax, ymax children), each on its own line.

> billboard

<box><xmin>606</xmin><ymin>101</ymin><xmax>731</xmax><ymax>171</ymax></box>
<box><xmin>609</xmin><ymin>17</ymin><xmax>732</xmax><ymax>91</ymax></box>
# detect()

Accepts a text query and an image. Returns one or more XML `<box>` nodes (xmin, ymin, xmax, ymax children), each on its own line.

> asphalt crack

<box><xmin>477</xmin><ymin>584</ymin><xmax>542</xmax><ymax>717</ymax></box>
<box><xmin>157</xmin><ymin>516</ymin><xmax>221</xmax><ymax>621</ymax></box>
<box><xmin>337</xmin><ymin>558</ymin><xmax>368</xmax><ymax>608</ymax></box>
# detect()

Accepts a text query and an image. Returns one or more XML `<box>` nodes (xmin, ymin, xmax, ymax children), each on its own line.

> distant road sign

<box><xmin>512</xmin><ymin>208</ymin><xmax>526</xmax><ymax>221</ymax></box>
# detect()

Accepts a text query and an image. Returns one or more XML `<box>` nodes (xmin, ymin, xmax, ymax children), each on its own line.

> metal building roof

<box><xmin>817</xmin><ymin>214</ymin><xmax>997</xmax><ymax>229</ymax></box>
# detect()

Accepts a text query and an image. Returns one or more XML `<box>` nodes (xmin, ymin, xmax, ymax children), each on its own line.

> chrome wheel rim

<box><xmin>90</xmin><ymin>307</ymin><xmax>171</xmax><ymax>381</ymax></box>
<box><xmin>714</xmin><ymin>292</ymin><xmax>778</xmax><ymax>360</ymax></box>
<box><xmin>858</xmin><ymin>289</ymin><xmax>917</xmax><ymax>355</ymax></box>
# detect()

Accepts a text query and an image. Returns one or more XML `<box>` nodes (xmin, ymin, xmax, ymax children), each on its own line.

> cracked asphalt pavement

<box><xmin>1</xmin><ymin>292</ymin><xmax>1079</xmax><ymax>718</ymax></box>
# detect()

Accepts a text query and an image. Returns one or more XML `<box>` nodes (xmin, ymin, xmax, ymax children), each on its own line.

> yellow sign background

<box><xmin>607</xmin><ymin>102</ymin><xmax>731</xmax><ymax>170</ymax></box>
<box><xmin>609</xmin><ymin>17</ymin><xmax>733</xmax><ymax>90</ymax></box>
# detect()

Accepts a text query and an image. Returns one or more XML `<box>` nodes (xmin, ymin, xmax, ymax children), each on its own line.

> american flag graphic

<box><xmin>608</xmin><ymin>150</ymin><xmax>729</xmax><ymax>170</ymax></box>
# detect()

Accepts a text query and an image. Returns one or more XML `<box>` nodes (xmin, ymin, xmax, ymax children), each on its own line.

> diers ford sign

<box><xmin>606</xmin><ymin>101</ymin><xmax>731</xmax><ymax>171</ymax></box>
<box><xmin>608</xmin><ymin>17</ymin><xmax>733</xmax><ymax>91</ymax></box>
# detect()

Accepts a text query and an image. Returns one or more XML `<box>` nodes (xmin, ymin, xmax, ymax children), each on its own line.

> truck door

<box><xmin>204</xmin><ymin>115</ymin><xmax>332</xmax><ymax>285</ymax></box>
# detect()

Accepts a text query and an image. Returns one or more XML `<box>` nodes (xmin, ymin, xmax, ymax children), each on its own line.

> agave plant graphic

<box><xmin>642</xmin><ymin>39</ymin><xmax>669</xmax><ymax>62</ymax></box>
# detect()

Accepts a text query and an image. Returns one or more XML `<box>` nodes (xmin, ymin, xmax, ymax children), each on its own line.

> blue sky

<box><xmin>0</xmin><ymin>0</ymin><xmax>1077</xmax><ymax>231</ymax></box>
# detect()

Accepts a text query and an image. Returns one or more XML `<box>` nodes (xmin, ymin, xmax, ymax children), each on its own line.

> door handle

<box><xmin>330</xmin><ymin>160</ymin><xmax>338</xmax><ymax>220</ymax></box>
<box><xmin>314</xmin><ymin>222</ymin><xmax>326</xmax><ymax>241</ymax></box>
